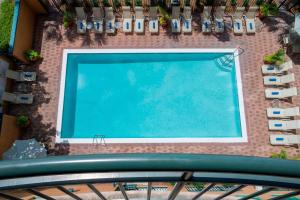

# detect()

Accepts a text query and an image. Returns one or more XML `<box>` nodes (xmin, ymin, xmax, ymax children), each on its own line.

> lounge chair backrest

<box><xmin>75</xmin><ymin>7</ymin><xmax>86</xmax><ymax>20</ymax></box>
<box><xmin>123</xmin><ymin>6</ymin><xmax>131</xmax><ymax>18</ymax></box>
<box><xmin>135</xmin><ymin>7</ymin><xmax>144</xmax><ymax>19</ymax></box>
<box><xmin>234</xmin><ymin>7</ymin><xmax>244</xmax><ymax>19</ymax></box>
<box><xmin>246</xmin><ymin>6</ymin><xmax>258</xmax><ymax>18</ymax></box>
<box><xmin>282</xmin><ymin>87</ymin><xmax>297</xmax><ymax>97</ymax></box>
<box><xmin>105</xmin><ymin>7</ymin><xmax>115</xmax><ymax>20</ymax></box>
<box><xmin>202</xmin><ymin>6</ymin><xmax>212</xmax><ymax>19</ymax></box>
<box><xmin>172</xmin><ymin>6</ymin><xmax>180</xmax><ymax>19</ymax></box>
<box><xmin>280</xmin><ymin>60</ymin><xmax>293</xmax><ymax>70</ymax></box>
<box><xmin>215</xmin><ymin>6</ymin><xmax>225</xmax><ymax>19</ymax></box>
<box><xmin>6</xmin><ymin>69</ymin><xmax>19</xmax><ymax>80</ymax></box>
<box><xmin>183</xmin><ymin>6</ymin><xmax>191</xmax><ymax>19</ymax></box>
<box><xmin>149</xmin><ymin>7</ymin><xmax>158</xmax><ymax>19</ymax></box>
<box><xmin>2</xmin><ymin>92</ymin><xmax>16</xmax><ymax>103</ymax></box>
<box><xmin>281</xmin><ymin>73</ymin><xmax>295</xmax><ymax>83</ymax></box>
<box><xmin>93</xmin><ymin>7</ymin><xmax>104</xmax><ymax>20</ymax></box>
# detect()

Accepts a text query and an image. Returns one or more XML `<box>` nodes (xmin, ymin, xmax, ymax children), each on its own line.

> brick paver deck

<box><xmin>10</xmin><ymin>11</ymin><xmax>300</xmax><ymax>157</ymax></box>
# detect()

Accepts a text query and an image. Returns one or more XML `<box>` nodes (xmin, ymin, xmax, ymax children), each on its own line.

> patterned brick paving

<box><xmin>9</xmin><ymin>11</ymin><xmax>300</xmax><ymax>157</ymax></box>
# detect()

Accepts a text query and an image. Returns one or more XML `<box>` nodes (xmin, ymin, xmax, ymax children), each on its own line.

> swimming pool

<box><xmin>56</xmin><ymin>49</ymin><xmax>247</xmax><ymax>143</ymax></box>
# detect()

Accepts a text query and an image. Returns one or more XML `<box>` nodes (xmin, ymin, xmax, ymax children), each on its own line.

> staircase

<box><xmin>215</xmin><ymin>54</ymin><xmax>235</xmax><ymax>71</ymax></box>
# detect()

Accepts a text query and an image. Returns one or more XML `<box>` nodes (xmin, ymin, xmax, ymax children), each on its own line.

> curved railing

<box><xmin>0</xmin><ymin>154</ymin><xmax>300</xmax><ymax>200</ymax></box>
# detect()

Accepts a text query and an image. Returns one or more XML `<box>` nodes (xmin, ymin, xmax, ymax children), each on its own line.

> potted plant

<box><xmin>125</xmin><ymin>0</ymin><xmax>131</xmax><ymax>6</ymax></box>
<box><xmin>63</xmin><ymin>11</ymin><xmax>74</xmax><ymax>28</ymax></box>
<box><xmin>263</xmin><ymin>48</ymin><xmax>285</xmax><ymax>66</ymax></box>
<box><xmin>113</xmin><ymin>0</ymin><xmax>121</xmax><ymax>10</ymax></box>
<box><xmin>242</xmin><ymin>0</ymin><xmax>249</xmax><ymax>8</ymax></box>
<box><xmin>103</xmin><ymin>0</ymin><xmax>110</xmax><ymax>7</ymax></box>
<box><xmin>231</xmin><ymin>0</ymin><xmax>237</xmax><ymax>7</ymax></box>
<box><xmin>135</xmin><ymin>0</ymin><xmax>142</xmax><ymax>6</ymax></box>
<box><xmin>24</xmin><ymin>50</ymin><xmax>41</xmax><ymax>62</ymax></box>
<box><xmin>259</xmin><ymin>2</ymin><xmax>279</xmax><ymax>18</ymax></box>
<box><xmin>16</xmin><ymin>115</ymin><xmax>31</xmax><ymax>128</ymax></box>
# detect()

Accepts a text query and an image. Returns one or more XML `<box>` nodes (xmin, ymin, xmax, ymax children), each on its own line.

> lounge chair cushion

<box><xmin>246</xmin><ymin>18</ymin><xmax>255</xmax><ymax>33</ymax></box>
<box><xmin>149</xmin><ymin>20</ymin><xmax>158</xmax><ymax>33</ymax></box>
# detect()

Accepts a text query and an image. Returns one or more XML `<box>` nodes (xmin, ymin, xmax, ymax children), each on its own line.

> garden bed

<box><xmin>0</xmin><ymin>0</ymin><xmax>14</xmax><ymax>52</ymax></box>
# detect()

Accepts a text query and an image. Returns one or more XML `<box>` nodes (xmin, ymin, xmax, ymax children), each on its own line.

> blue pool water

<box><xmin>61</xmin><ymin>53</ymin><xmax>242</xmax><ymax>139</ymax></box>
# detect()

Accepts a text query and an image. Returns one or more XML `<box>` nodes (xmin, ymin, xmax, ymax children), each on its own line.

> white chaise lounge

<box><xmin>75</xmin><ymin>7</ymin><xmax>87</xmax><ymax>34</ymax></box>
<box><xmin>171</xmin><ymin>6</ymin><xmax>181</xmax><ymax>33</ymax></box>
<box><xmin>6</xmin><ymin>69</ymin><xmax>36</xmax><ymax>81</ymax></box>
<box><xmin>261</xmin><ymin>60</ymin><xmax>293</xmax><ymax>74</ymax></box>
<box><xmin>123</xmin><ymin>6</ymin><xmax>133</xmax><ymax>33</ymax></box>
<box><xmin>267</xmin><ymin>107</ymin><xmax>300</xmax><ymax>118</ymax></box>
<box><xmin>134</xmin><ymin>7</ymin><xmax>144</xmax><ymax>33</ymax></box>
<box><xmin>149</xmin><ymin>7</ymin><xmax>159</xmax><ymax>33</ymax></box>
<box><xmin>92</xmin><ymin>7</ymin><xmax>104</xmax><ymax>33</ymax></box>
<box><xmin>2</xmin><ymin>92</ymin><xmax>34</xmax><ymax>104</ymax></box>
<box><xmin>265</xmin><ymin>87</ymin><xmax>297</xmax><ymax>99</ymax></box>
<box><xmin>245</xmin><ymin>6</ymin><xmax>258</xmax><ymax>34</ymax></box>
<box><xmin>263</xmin><ymin>73</ymin><xmax>295</xmax><ymax>86</ymax></box>
<box><xmin>214</xmin><ymin>6</ymin><xmax>225</xmax><ymax>33</ymax></box>
<box><xmin>182</xmin><ymin>6</ymin><xmax>192</xmax><ymax>33</ymax></box>
<box><xmin>105</xmin><ymin>7</ymin><xmax>115</xmax><ymax>33</ymax></box>
<box><xmin>202</xmin><ymin>6</ymin><xmax>212</xmax><ymax>33</ymax></box>
<box><xmin>233</xmin><ymin>7</ymin><xmax>244</xmax><ymax>35</ymax></box>
<box><xmin>270</xmin><ymin>134</ymin><xmax>300</xmax><ymax>146</ymax></box>
<box><xmin>269</xmin><ymin>120</ymin><xmax>300</xmax><ymax>130</ymax></box>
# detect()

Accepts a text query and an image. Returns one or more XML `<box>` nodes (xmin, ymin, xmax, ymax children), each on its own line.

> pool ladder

<box><xmin>93</xmin><ymin>134</ymin><xmax>106</xmax><ymax>146</ymax></box>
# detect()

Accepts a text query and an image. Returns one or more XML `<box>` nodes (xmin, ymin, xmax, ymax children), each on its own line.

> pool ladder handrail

<box><xmin>93</xmin><ymin>134</ymin><xmax>106</xmax><ymax>146</ymax></box>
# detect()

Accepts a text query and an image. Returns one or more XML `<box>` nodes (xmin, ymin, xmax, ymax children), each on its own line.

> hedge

<box><xmin>0</xmin><ymin>0</ymin><xmax>14</xmax><ymax>51</ymax></box>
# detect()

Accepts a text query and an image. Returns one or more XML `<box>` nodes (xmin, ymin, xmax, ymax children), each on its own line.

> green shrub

<box><xmin>231</xmin><ymin>0</ymin><xmax>237</xmax><ymax>6</ymax></box>
<box><xmin>206</xmin><ymin>0</ymin><xmax>214</xmax><ymax>6</ymax></box>
<box><xmin>263</xmin><ymin>49</ymin><xmax>285</xmax><ymax>65</ymax></box>
<box><xmin>135</xmin><ymin>0</ymin><xmax>142</xmax><ymax>6</ymax></box>
<box><xmin>271</xmin><ymin>149</ymin><xmax>287</xmax><ymax>159</ymax></box>
<box><xmin>242</xmin><ymin>0</ymin><xmax>249</xmax><ymax>7</ymax></box>
<box><xmin>260</xmin><ymin>2</ymin><xmax>279</xmax><ymax>16</ymax></box>
<box><xmin>125</xmin><ymin>0</ymin><xmax>132</xmax><ymax>6</ymax></box>
<box><xmin>103</xmin><ymin>0</ymin><xmax>110</xmax><ymax>7</ymax></box>
<box><xmin>63</xmin><ymin>11</ymin><xmax>74</xmax><ymax>28</ymax></box>
<box><xmin>16</xmin><ymin>115</ymin><xmax>30</xmax><ymax>128</ymax></box>
<box><xmin>114</xmin><ymin>0</ymin><xmax>121</xmax><ymax>8</ymax></box>
<box><xmin>255</xmin><ymin>0</ymin><xmax>264</xmax><ymax>6</ymax></box>
<box><xmin>0</xmin><ymin>0</ymin><xmax>14</xmax><ymax>51</ymax></box>
<box><xmin>92</xmin><ymin>0</ymin><xmax>99</xmax><ymax>6</ymax></box>
<box><xmin>24</xmin><ymin>49</ymin><xmax>41</xmax><ymax>61</ymax></box>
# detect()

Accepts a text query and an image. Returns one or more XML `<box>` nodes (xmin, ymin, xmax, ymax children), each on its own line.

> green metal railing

<box><xmin>0</xmin><ymin>154</ymin><xmax>299</xmax><ymax>200</ymax></box>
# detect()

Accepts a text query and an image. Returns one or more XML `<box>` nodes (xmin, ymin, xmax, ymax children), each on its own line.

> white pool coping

<box><xmin>56</xmin><ymin>48</ymin><xmax>248</xmax><ymax>144</ymax></box>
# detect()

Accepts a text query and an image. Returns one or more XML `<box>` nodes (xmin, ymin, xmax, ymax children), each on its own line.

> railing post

<box><xmin>214</xmin><ymin>185</ymin><xmax>246</xmax><ymax>200</ymax></box>
<box><xmin>147</xmin><ymin>182</ymin><xmax>152</xmax><ymax>200</ymax></box>
<box><xmin>192</xmin><ymin>183</ymin><xmax>216</xmax><ymax>200</ymax></box>
<box><xmin>27</xmin><ymin>189</ymin><xmax>56</xmax><ymax>200</ymax></box>
<box><xmin>117</xmin><ymin>182</ymin><xmax>129</xmax><ymax>200</ymax></box>
<box><xmin>87</xmin><ymin>184</ymin><xmax>107</xmax><ymax>200</ymax></box>
<box><xmin>269</xmin><ymin>190</ymin><xmax>300</xmax><ymax>200</ymax></box>
<box><xmin>168</xmin><ymin>172</ymin><xmax>194</xmax><ymax>200</ymax></box>
<box><xmin>57</xmin><ymin>186</ymin><xmax>83</xmax><ymax>200</ymax></box>
<box><xmin>239</xmin><ymin>187</ymin><xmax>275</xmax><ymax>200</ymax></box>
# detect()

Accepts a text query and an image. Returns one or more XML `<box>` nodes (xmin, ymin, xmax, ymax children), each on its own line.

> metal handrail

<box><xmin>0</xmin><ymin>154</ymin><xmax>299</xmax><ymax>179</ymax></box>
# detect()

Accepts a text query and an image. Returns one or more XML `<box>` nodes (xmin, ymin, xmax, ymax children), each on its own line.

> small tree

<box><xmin>271</xmin><ymin>149</ymin><xmax>288</xmax><ymax>159</ymax></box>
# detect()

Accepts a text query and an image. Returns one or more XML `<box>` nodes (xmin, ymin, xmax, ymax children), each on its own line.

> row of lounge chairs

<box><xmin>75</xmin><ymin>6</ymin><xmax>258</xmax><ymax>34</ymax></box>
<box><xmin>1</xmin><ymin>69</ymin><xmax>36</xmax><ymax>104</ymax></box>
<box><xmin>261</xmin><ymin>60</ymin><xmax>300</xmax><ymax>146</ymax></box>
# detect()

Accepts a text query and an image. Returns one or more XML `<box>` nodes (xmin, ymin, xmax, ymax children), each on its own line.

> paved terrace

<box><xmin>9</xmin><ymin>11</ymin><xmax>300</xmax><ymax>157</ymax></box>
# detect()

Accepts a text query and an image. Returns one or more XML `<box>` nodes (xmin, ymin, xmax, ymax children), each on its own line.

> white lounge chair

<box><xmin>134</xmin><ymin>7</ymin><xmax>144</xmax><ymax>33</ymax></box>
<box><xmin>75</xmin><ymin>7</ymin><xmax>87</xmax><ymax>34</ymax></box>
<box><xmin>149</xmin><ymin>7</ymin><xmax>159</xmax><ymax>33</ymax></box>
<box><xmin>232</xmin><ymin>7</ymin><xmax>244</xmax><ymax>35</ymax></box>
<box><xmin>123</xmin><ymin>6</ymin><xmax>132</xmax><ymax>33</ymax></box>
<box><xmin>263</xmin><ymin>73</ymin><xmax>295</xmax><ymax>86</ymax></box>
<box><xmin>2</xmin><ymin>92</ymin><xmax>34</xmax><ymax>104</ymax></box>
<box><xmin>245</xmin><ymin>6</ymin><xmax>258</xmax><ymax>34</ymax></box>
<box><xmin>269</xmin><ymin>120</ymin><xmax>300</xmax><ymax>130</ymax></box>
<box><xmin>6</xmin><ymin>69</ymin><xmax>36</xmax><ymax>81</ymax></box>
<box><xmin>105</xmin><ymin>7</ymin><xmax>115</xmax><ymax>33</ymax></box>
<box><xmin>202</xmin><ymin>6</ymin><xmax>212</xmax><ymax>33</ymax></box>
<box><xmin>182</xmin><ymin>6</ymin><xmax>192</xmax><ymax>33</ymax></box>
<box><xmin>270</xmin><ymin>134</ymin><xmax>300</xmax><ymax>145</ymax></box>
<box><xmin>92</xmin><ymin>7</ymin><xmax>104</xmax><ymax>33</ymax></box>
<box><xmin>214</xmin><ymin>6</ymin><xmax>225</xmax><ymax>33</ymax></box>
<box><xmin>261</xmin><ymin>60</ymin><xmax>293</xmax><ymax>74</ymax></box>
<box><xmin>171</xmin><ymin>6</ymin><xmax>181</xmax><ymax>33</ymax></box>
<box><xmin>267</xmin><ymin>107</ymin><xmax>300</xmax><ymax>118</ymax></box>
<box><xmin>265</xmin><ymin>87</ymin><xmax>297</xmax><ymax>99</ymax></box>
